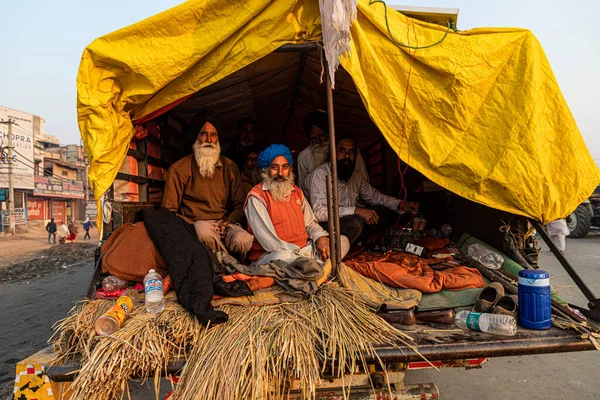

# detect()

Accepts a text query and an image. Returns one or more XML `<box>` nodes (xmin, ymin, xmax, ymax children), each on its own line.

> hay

<box><xmin>51</xmin><ymin>283</ymin><xmax>419</xmax><ymax>400</ymax></box>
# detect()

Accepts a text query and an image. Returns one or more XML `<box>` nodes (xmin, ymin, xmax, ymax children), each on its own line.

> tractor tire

<box><xmin>567</xmin><ymin>204</ymin><xmax>592</xmax><ymax>238</ymax></box>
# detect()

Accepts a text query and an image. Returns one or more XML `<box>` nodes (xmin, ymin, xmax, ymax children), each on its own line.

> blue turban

<box><xmin>258</xmin><ymin>144</ymin><xmax>293</xmax><ymax>169</ymax></box>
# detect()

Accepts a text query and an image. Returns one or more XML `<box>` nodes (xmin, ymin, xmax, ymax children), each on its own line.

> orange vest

<box><xmin>246</xmin><ymin>184</ymin><xmax>309</xmax><ymax>261</ymax></box>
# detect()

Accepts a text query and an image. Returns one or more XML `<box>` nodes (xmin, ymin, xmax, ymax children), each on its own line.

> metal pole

<box><xmin>7</xmin><ymin>120</ymin><xmax>15</xmax><ymax>235</ymax></box>
<box><xmin>324</xmin><ymin>58</ymin><xmax>342</xmax><ymax>267</ymax></box>
<box><xmin>326</xmin><ymin>175</ymin><xmax>337</xmax><ymax>274</ymax></box>
<box><xmin>530</xmin><ymin>219</ymin><xmax>598</xmax><ymax>311</ymax></box>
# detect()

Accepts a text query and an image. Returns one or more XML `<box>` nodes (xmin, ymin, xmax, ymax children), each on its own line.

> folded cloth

<box><xmin>141</xmin><ymin>207</ymin><xmax>229</xmax><ymax>325</ymax></box>
<box><xmin>217</xmin><ymin>251</ymin><xmax>325</xmax><ymax>296</ymax></box>
<box><xmin>101</xmin><ymin>222</ymin><xmax>168</xmax><ymax>281</ymax></box>
<box><xmin>414</xmin><ymin>237</ymin><xmax>451</xmax><ymax>252</ymax></box>
<box><xmin>338</xmin><ymin>263</ymin><xmax>421</xmax><ymax>310</ymax></box>
<box><xmin>345</xmin><ymin>251</ymin><xmax>486</xmax><ymax>294</ymax></box>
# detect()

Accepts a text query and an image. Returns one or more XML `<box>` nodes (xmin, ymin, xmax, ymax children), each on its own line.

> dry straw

<box><xmin>51</xmin><ymin>283</ymin><xmax>421</xmax><ymax>400</ymax></box>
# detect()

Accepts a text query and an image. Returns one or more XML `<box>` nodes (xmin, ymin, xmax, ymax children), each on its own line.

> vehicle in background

<box><xmin>567</xmin><ymin>185</ymin><xmax>600</xmax><ymax>238</ymax></box>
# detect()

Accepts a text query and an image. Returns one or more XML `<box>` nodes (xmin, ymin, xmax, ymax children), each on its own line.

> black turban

<box><xmin>189</xmin><ymin>111</ymin><xmax>224</xmax><ymax>139</ymax></box>
<box><xmin>302</xmin><ymin>111</ymin><xmax>328</xmax><ymax>138</ymax></box>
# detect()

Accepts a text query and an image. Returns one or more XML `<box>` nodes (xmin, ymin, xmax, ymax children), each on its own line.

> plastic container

<box><xmin>467</xmin><ymin>244</ymin><xmax>504</xmax><ymax>270</ymax></box>
<box><xmin>144</xmin><ymin>269</ymin><xmax>165</xmax><ymax>314</ymax></box>
<box><xmin>455</xmin><ymin>311</ymin><xmax>517</xmax><ymax>336</ymax></box>
<box><xmin>518</xmin><ymin>269</ymin><xmax>552</xmax><ymax>330</ymax></box>
<box><xmin>95</xmin><ymin>289</ymin><xmax>140</xmax><ymax>336</ymax></box>
<box><xmin>102</xmin><ymin>275</ymin><xmax>128</xmax><ymax>292</ymax></box>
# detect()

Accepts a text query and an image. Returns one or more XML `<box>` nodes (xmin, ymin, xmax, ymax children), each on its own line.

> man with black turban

<box><xmin>162</xmin><ymin>111</ymin><xmax>254</xmax><ymax>259</ymax></box>
<box><xmin>296</xmin><ymin>111</ymin><xmax>369</xmax><ymax>200</ymax></box>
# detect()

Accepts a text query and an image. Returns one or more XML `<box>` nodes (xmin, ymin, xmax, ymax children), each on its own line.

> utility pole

<box><xmin>0</xmin><ymin>119</ymin><xmax>16</xmax><ymax>234</ymax></box>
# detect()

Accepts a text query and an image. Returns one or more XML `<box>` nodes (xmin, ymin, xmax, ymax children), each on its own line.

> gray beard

<box><xmin>312</xmin><ymin>143</ymin><xmax>329</xmax><ymax>169</ymax></box>
<box><xmin>262</xmin><ymin>171</ymin><xmax>296</xmax><ymax>203</ymax></box>
<box><xmin>193</xmin><ymin>141</ymin><xmax>221</xmax><ymax>178</ymax></box>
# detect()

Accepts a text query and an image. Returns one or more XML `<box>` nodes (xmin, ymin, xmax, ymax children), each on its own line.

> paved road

<box><xmin>406</xmin><ymin>231</ymin><xmax>600</xmax><ymax>400</ymax></box>
<box><xmin>1</xmin><ymin>233</ymin><xmax>598</xmax><ymax>399</ymax></box>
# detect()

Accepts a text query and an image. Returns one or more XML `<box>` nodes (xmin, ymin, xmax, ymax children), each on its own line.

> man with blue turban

<box><xmin>244</xmin><ymin>144</ymin><xmax>349</xmax><ymax>265</ymax></box>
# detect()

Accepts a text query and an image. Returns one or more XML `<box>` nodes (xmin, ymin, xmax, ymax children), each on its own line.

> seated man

<box><xmin>244</xmin><ymin>144</ymin><xmax>349</xmax><ymax>265</ymax></box>
<box><xmin>223</xmin><ymin>117</ymin><xmax>258</xmax><ymax>170</ymax></box>
<box><xmin>297</xmin><ymin>111</ymin><xmax>368</xmax><ymax>200</ymax></box>
<box><xmin>162</xmin><ymin>111</ymin><xmax>253</xmax><ymax>258</ymax></box>
<box><xmin>240</xmin><ymin>145</ymin><xmax>262</xmax><ymax>195</ymax></box>
<box><xmin>308</xmin><ymin>136</ymin><xmax>419</xmax><ymax>245</ymax></box>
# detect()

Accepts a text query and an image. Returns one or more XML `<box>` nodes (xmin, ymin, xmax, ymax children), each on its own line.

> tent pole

<box><xmin>529</xmin><ymin>219</ymin><xmax>600</xmax><ymax>322</ymax></box>
<box><xmin>324</xmin><ymin>58</ymin><xmax>342</xmax><ymax>268</ymax></box>
<box><xmin>326</xmin><ymin>175</ymin><xmax>337</xmax><ymax>273</ymax></box>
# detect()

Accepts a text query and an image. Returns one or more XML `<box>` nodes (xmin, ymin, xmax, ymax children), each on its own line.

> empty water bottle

<box><xmin>467</xmin><ymin>244</ymin><xmax>504</xmax><ymax>270</ymax></box>
<box><xmin>455</xmin><ymin>310</ymin><xmax>517</xmax><ymax>336</ymax></box>
<box><xmin>102</xmin><ymin>275</ymin><xmax>128</xmax><ymax>292</ymax></box>
<box><xmin>144</xmin><ymin>269</ymin><xmax>165</xmax><ymax>314</ymax></box>
<box><xmin>95</xmin><ymin>289</ymin><xmax>141</xmax><ymax>336</ymax></box>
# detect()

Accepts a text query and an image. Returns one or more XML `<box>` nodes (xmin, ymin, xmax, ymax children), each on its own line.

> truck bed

<box><xmin>43</xmin><ymin>322</ymin><xmax>595</xmax><ymax>382</ymax></box>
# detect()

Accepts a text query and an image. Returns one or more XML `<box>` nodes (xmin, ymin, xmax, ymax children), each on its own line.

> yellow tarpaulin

<box><xmin>77</xmin><ymin>0</ymin><xmax>600</xmax><ymax>223</ymax></box>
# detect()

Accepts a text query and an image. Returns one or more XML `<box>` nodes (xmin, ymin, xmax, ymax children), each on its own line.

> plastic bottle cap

<box><xmin>518</xmin><ymin>270</ymin><xmax>549</xmax><ymax>279</ymax></box>
<box><xmin>149</xmin><ymin>269</ymin><xmax>155</xmax><ymax>273</ymax></box>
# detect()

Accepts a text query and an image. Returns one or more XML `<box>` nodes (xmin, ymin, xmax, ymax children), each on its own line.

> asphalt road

<box><xmin>1</xmin><ymin>233</ymin><xmax>598</xmax><ymax>399</ymax></box>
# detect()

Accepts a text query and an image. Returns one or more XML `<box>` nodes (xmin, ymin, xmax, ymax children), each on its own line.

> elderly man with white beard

<box><xmin>297</xmin><ymin>111</ymin><xmax>369</xmax><ymax>201</ymax></box>
<box><xmin>162</xmin><ymin>112</ymin><xmax>253</xmax><ymax>258</ymax></box>
<box><xmin>244</xmin><ymin>144</ymin><xmax>349</xmax><ymax>265</ymax></box>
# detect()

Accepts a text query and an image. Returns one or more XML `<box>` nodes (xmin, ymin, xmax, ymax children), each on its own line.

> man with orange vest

<box><xmin>244</xmin><ymin>144</ymin><xmax>349</xmax><ymax>265</ymax></box>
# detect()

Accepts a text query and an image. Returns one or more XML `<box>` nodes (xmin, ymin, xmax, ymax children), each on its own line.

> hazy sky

<box><xmin>1</xmin><ymin>0</ymin><xmax>598</xmax><ymax>163</ymax></box>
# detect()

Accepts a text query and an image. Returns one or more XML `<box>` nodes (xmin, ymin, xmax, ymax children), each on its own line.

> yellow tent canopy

<box><xmin>77</xmin><ymin>0</ymin><xmax>600</xmax><ymax>223</ymax></box>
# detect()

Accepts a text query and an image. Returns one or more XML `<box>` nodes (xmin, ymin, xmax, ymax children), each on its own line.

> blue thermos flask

<box><xmin>518</xmin><ymin>270</ymin><xmax>552</xmax><ymax>329</ymax></box>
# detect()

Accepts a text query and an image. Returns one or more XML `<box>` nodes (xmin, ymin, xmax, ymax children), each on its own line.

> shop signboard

<box><xmin>0</xmin><ymin>106</ymin><xmax>35</xmax><ymax>190</ymax></box>
<box><xmin>33</xmin><ymin>176</ymin><xmax>84</xmax><ymax>199</ymax></box>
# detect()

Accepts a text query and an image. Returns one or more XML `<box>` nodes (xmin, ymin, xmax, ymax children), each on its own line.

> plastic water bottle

<box><xmin>467</xmin><ymin>244</ymin><xmax>504</xmax><ymax>270</ymax></box>
<box><xmin>95</xmin><ymin>289</ymin><xmax>141</xmax><ymax>336</ymax></box>
<box><xmin>455</xmin><ymin>311</ymin><xmax>517</xmax><ymax>336</ymax></box>
<box><xmin>102</xmin><ymin>275</ymin><xmax>128</xmax><ymax>292</ymax></box>
<box><xmin>144</xmin><ymin>269</ymin><xmax>165</xmax><ymax>314</ymax></box>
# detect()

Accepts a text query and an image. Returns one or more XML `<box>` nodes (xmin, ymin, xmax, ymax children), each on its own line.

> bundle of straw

<box><xmin>51</xmin><ymin>283</ymin><xmax>418</xmax><ymax>400</ymax></box>
<box><xmin>52</xmin><ymin>301</ymin><xmax>200</xmax><ymax>400</ymax></box>
<box><xmin>175</xmin><ymin>283</ymin><xmax>417</xmax><ymax>399</ymax></box>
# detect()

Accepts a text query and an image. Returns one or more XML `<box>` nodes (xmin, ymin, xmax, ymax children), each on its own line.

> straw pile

<box><xmin>51</xmin><ymin>283</ymin><xmax>417</xmax><ymax>400</ymax></box>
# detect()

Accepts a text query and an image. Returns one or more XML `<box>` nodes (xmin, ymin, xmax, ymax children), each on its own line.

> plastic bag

<box><xmin>467</xmin><ymin>244</ymin><xmax>504</xmax><ymax>270</ymax></box>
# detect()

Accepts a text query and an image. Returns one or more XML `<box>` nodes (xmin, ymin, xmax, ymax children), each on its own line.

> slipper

<box><xmin>492</xmin><ymin>295</ymin><xmax>519</xmax><ymax>319</ymax></box>
<box><xmin>473</xmin><ymin>282</ymin><xmax>505</xmax><ymax>313</ymax></box>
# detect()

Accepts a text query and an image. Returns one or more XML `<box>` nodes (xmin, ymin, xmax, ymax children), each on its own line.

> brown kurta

<box><xmin>162</xmin><ymin>154</ymin><xmax>245</xmax><ymax>224</ymax></box>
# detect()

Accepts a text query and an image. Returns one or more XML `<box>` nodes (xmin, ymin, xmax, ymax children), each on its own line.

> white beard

<box><xmin>262</xmin><ymin>170</ymin><xmax>296</xmax><ymax>203</ymax></box>
<box><xmin>193</xmin><ymin>141</ymin><xmax>221</xmax><ymax>178</ymax></box>
<box><xmin>312</xmin><ymin>142</ymin><xmax>329</xmax><ymax>169</ymax></box>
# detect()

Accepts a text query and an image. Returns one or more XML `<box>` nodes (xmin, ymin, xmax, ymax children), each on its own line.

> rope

<box><xmin>368</xmin><ymin>0</ymin><xmax>457</xmax><ymax>50</ymax></box>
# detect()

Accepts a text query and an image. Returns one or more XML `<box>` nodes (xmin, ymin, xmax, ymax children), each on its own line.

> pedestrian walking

<box><xmin>57</xmin><ymin>221</ymin><xmax>69</xmax><ymax>244</ymax></box>
<box><xmin>83</xmin><ymin>217</ymin><xmax>93</xmax><ymax>240</ymax></box>
<box><xmin>67</xmin><ymin>219</ymin><xmax>78</xmax><ymax>242</ymax></box>
<box><xmin>46</xmin><ymin>218</ymin><xmax>57</xmax><ymax>244</ymax></box>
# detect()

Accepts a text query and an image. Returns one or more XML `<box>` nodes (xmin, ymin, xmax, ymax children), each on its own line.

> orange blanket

<box><xmin>346</xmin><ymin>252</ymin><xmax>485</xmax><ymax>294</ymax></box>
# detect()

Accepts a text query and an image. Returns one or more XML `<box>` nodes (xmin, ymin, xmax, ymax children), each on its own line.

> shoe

<box><xmin>415</xmin><ymin>309</ymin><xmax>456</xmax><ymax>328</ymax></box>
<box><xmin>473</xmin><ymin>282</ymin><xmax>505</xmax><ymax>313</ymax></box>
<box><xmin>491</xmin><ymin>295</ymin><xmax>518</xmax><ymax>319</ymax></box>
<box><xmin>376</xmin><ymin>309</ymin><xmax>416</xmax><ymax>330</ymax></box>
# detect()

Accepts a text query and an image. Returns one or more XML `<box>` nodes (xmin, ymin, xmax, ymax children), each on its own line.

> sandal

<box><xmin>492</xmin><ymin>295</ymin><xmax>519</xmax><ymax>319</ymax></box>
<box><xmin>473</xmin><ymin>282</ymin><xmax>505</xmax><ymax>313</ymax></box>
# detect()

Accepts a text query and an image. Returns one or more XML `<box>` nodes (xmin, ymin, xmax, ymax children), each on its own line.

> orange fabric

<box><xmin>101</xmin><ymin>222</ymin><xmax>168</xmax><ymax>281</ymax></box>
<box><xmin>414</xmin><ymin>237</ymin><xmax>451</xmax><ymax>252</ymax></box>
<box><xmin>222</xmin><ymin>273</ymin><xmax>277</xmax><ymax>292</ymax></box>
<box><xmin>346</xmin><ymin>251</ymin><xmax>485</xmax><ymax>294</ymax></box>
<box><xmin>246</xmin><ymin>184</ymin><xmax>308</xmax><ymax>261</ymax></box>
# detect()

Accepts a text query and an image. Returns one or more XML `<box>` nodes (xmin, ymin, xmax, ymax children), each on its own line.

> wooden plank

<box><xmin>115</xmin><ymin>172</ymin><xmax>164</xmax><ymax>186</ymax></box>
<box><xmin>127</xmin><ymin>148</ymin><xmax>170</xmax><ymax>169</ymax></box>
